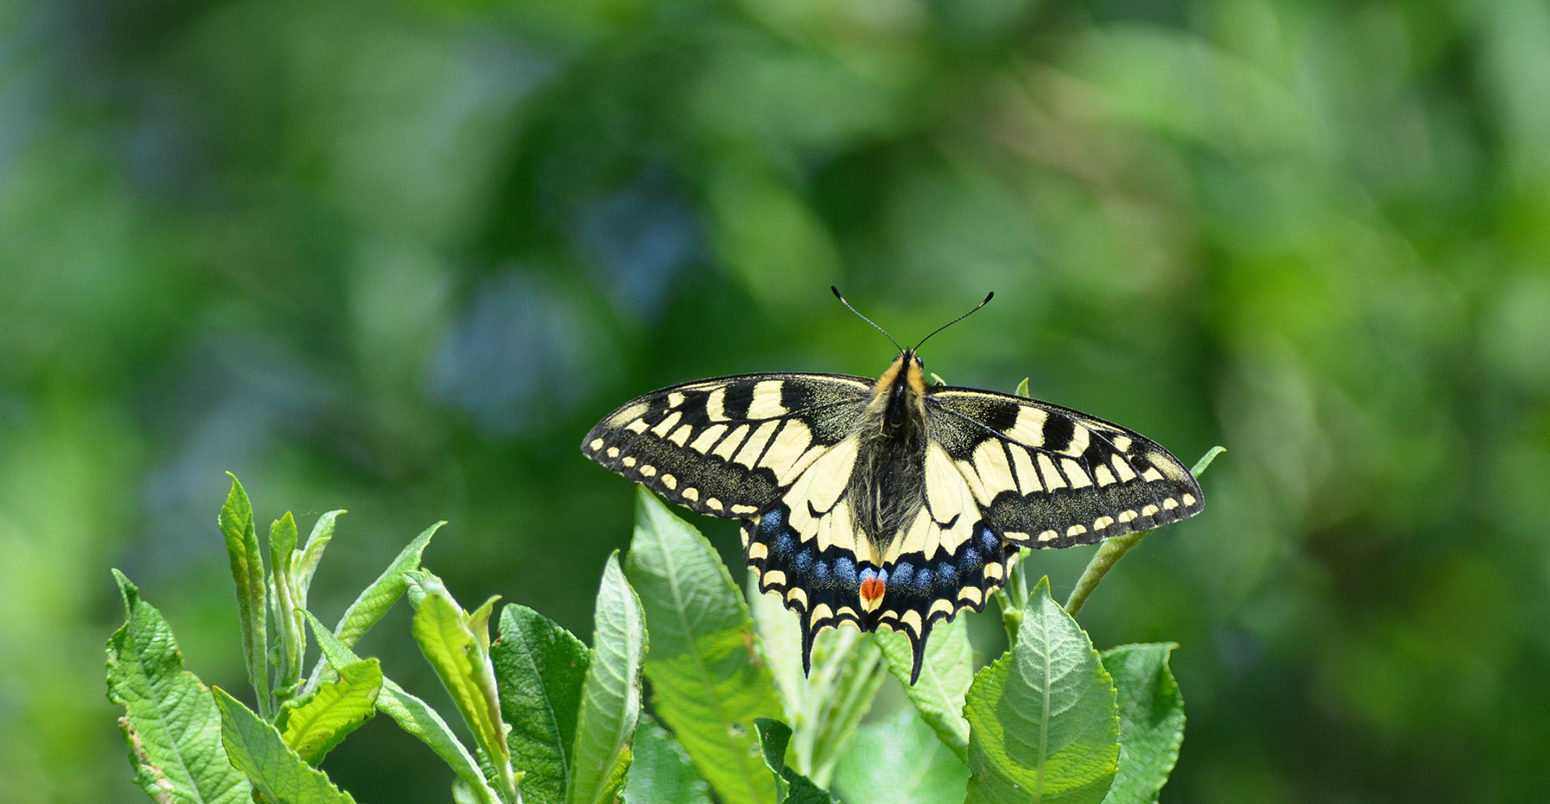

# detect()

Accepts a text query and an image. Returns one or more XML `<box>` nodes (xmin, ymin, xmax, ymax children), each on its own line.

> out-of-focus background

<box><xmin>3</xmin><ymin>0</ymin><xmax>1548</xmax><ymax>801</ymax></box>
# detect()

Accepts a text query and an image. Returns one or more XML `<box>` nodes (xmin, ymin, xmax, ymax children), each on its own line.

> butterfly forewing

<box><xmin>582</xmin><ymin>373</ymin><xmax>870</xmax><ymax>517</ymax></box>
<box><xmin>926</xmin><ymin>388</ymin><xmax>1204</xmax><ymax>547</ymax></box>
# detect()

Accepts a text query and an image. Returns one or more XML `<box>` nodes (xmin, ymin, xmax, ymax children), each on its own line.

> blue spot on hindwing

<box><xmin>794</xmin><ymin>550</ymin><xmax>813</xmax><ymax>572</ymax></box>
<box><xmin>891</xmin><ymin>561</ymin><xmax>914</xmax><ymax>588</ymax></box>
<box><xmin>960</xmin><ymin>547</ymin><xmax>983</xmax><ymax>574</ymax></box>
<box><xmin>979</xmin><ymin>525</ymin><xmax>999</xmax><ymax>553</ymax></box>
<box><xmin>814</xmin><ymin>561</ymin><xmax>830</xmax><ymax>585</ymax></box>
<box><xmin>834</xmin><ymin>557</ymin><xmax>857</xmax><ymax>586</ymax></box>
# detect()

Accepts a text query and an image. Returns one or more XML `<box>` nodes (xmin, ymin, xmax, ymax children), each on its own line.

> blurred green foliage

<box><xmin>3</xmin><ymin>0</ymin><xmax>1549</xmax><ymax>800</ymax></box>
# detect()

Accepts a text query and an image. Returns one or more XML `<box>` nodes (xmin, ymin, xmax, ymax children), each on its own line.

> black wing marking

<box><xmin>925</xmin><ymin>388</ymin><xmax>1204</xmax><ymax>548</ymax></box>
<box><xmin>582</xmin><ymin>373</ymin><xmax>870</xmax><ymax>517</ymax></box>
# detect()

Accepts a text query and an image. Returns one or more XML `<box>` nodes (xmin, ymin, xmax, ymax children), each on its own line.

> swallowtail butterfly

<box><xmin>582</xmin><ymin>289</ymin><xmax>1203</xmax><ymax>683</ymax></box>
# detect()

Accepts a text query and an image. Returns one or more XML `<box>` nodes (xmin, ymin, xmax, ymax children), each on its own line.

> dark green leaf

<box><xmin>621</xmin><ymin>715</ymin><xmax>712</xmax><ymax>804</ymax></box>
<box><xmin>753</xmin><ymin>719</ymin><xmax>833</xmax><ymax>804</ymax></box>
<box><xmin>1101</xmin><ymin>644</ymin><xmax>1185</xmax><ymax>804</ymax></box>
<box><xmin>493</xmin><ymin>603</ymin><xmax>591</xmax><ymax>804</ymax></box>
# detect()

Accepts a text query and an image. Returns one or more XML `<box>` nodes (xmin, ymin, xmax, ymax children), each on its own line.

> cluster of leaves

<box><xmin>108</xmin><ymin>450</ymin><xmax>1218</xmax><ymax>802</ymax></box>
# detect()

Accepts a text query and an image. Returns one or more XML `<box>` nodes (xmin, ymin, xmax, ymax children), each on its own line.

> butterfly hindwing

<box><xmin>582</xmin><ymin>373</ymin><xmax>871</xmax><ymax>518</ymax></box>
<box><xmin>926</xmin><ymin>388</ymin><xmax>1204</xmax><ymax>548</ymax></box>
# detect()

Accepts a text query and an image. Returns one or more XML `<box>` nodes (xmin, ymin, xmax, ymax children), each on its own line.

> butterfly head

<box><xmin>874</xmin><ymin>349</ymin><xmax>929</xmax><ymax>436</ymax></box>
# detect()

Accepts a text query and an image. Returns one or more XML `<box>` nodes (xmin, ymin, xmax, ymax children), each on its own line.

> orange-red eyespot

<box><xmin>858</xmin><ymin>567</ymin><xmax>889</xmax><ymax>612</ymax></box>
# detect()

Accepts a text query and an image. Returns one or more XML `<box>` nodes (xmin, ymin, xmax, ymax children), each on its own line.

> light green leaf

<box><xmin>625</xmin><ymin>490</ymin><xmax>783</xmax><ymax>804</ymax></box>
<box><xmin>270</xmin><ymin>512</ymin><xmax>305</xmax><ymax>700</ymax></box>
<box><xmin>753</xmin><ymin>719</ymin><xmax>833</xmax><ymax>804</ymax></box>
<box><xmin>408</xmin><ymin>573</ymin><xmax>517</xmax><ymax>802</ymax></box>
<box><xmin>295</xmin><ymin>510</ymin><xmax>343</xmax><ymax>597</ymax></box>
<box><xmin>106</xmin><ymin>570</ymin><xmax>251</xmax><ymax>803</ymax></box>
<box><xmin>966</xmin><ymin>577</ymin><xmax>1119</xmax><ymax>804</ymax></box>
<box><xmin>306</xmin><ymin>521</ymin><xmax>442</xmax><ymax>690</ymax></box>
<box><xmin>1101</xmin><ymin>644</ymin><xmax>1185</xmax><ymax>804</ymax></box>
<box><xmin>874</xmin><ymin>615</ymin><xmax>973</xmax><ymax>762</ymax></box>
<box><xmin>568</xmin><ymin>553</ymin><xmax>647</xmax><ymax>804</ymax></box>
<box><xmin>280</xmin><ymin>658</ymin><xmax>381</xmax><ymax>766</ymax></box>
<box><xmin>492</xmin><ymin>603</ymin><xmax>591</xmax><ymax>804</ymax></box>
<box><xmin>305</xmin><ymin>612</ymin><xmax>499</xmax><ymax>804</ymax></box>
<box><xmin>212</xmin><ymin>686</ymin><xmax>356</xmax><ymax>803</ymax></box>
<box><xmin>831</xmin><ymin>708</ymin><xmax>969</xmax><ymax>804</ymax></box>
<box><xmin>799</xmin><ymin>627</ymin><xmax>884</xmax><ymax>786</ymax></box>
<box><xmin>621</xmin><ymin>715</ymin><xmax>712</xmax><ymax>804</ymax></box>
<box><xmin>219</xmin><ymin>474</ymin><xmax>270</xmax><ymax>716</ymax></box>
<box><xmin>1015</xmin><ymin>377</ymin><xmax>1031</xmax><ymax>398</ymax></box>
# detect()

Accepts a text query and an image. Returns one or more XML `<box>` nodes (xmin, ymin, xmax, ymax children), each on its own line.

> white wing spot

<box><xmin>622</xmin><ymin>456</ymin><xmax>637</xmax><ymax>468</ymax></box>
<box><xmin>660</xmin><ymin>474</ymin><xmax>676</xmax><ymax>490</ymax></box>
<box><xmin>1141</xmin><ymin>466</ymin><xmax>1165</xmax><ymax>482</ymax></box>
<box><xmin>1093</xmin><ymin>465</ymin><xmax>1117</xmax><ymax>487</ymax></box>
<box><xmin>706</xmin><ymin>498</ymin><xmax>723</xmax><ymax>511</ymax></box>
<box><xmin>1111</xmin><ymin>455</ymin><xmax>1138</xmax><ymax>482</ymax></box>
<box><xmin>1066</xmin><ymin>524</ymin><xmax>1088</xmax><ymax>537</ymax></box>
<box><xmin>748</xmin><ymin>380</ymin><xmax>787</xmax><ymax>418</ymax></box>
<box><xmin>640</xmin><ymin>465</ymin><xmax>657</xmax><ymax>478</ymax></box>
<box><xmin>731</xmin><ymin>504</ymin><xmax>758</xmax><ymax>515</ymax></box>
<box><xmin>650</xmin><ymin>411</ymin><xmax>682</xmax><ymax>438</ymax></box>
<box><xmin>1141</xmin><ymin>504</ymin><xmax>1159</xmax><ymax>517</ymax></box>
<box><xmin>1037</xmin><ymin>529</ymin><xmax>1059</xmax><ymax>543</ymax></box>
<box><xmin>1062</xmin><ymin>458</ymin><xmax>1093</xmax><ymax>488</ymax></box>
<box><xmin>667</xmin><ymin>425</ymin><xmax>693</xmax><ymax>447</ymax></box>
<box><xmin>625</xmin><ymin>419</ymin><xmax>648</xmax><ymax>434</ymax></box>
<box><xmin>588</xmin><ymin>438</ymin><xmax>604</xmax><ymax>451</ymax></box>
<box><xmin>1162</xmin><ymin>497</ymin><xmax>1179</xmax><ymax>510</ymax></box>
<box><xmin>689</xmin><ymin>424</ymin><xmax>727</xmax><ymax>454</ymax></box>
<box><xmin>1118</xmin><ymin>509</ymin><xmax>1137</xmax><ymax>523</ymax></box>
<box><xmin>1093</xmin><ymin>515</ymin><xmax>1114</xmax><ymax>530</ymax></box>
<box><xmin>1182</xmin><ymin>493</ymin><xmax>1197</xmax><ymax>507</ymax></box>
<box><xmin>606</xmin><ymin>447</ymin><xmax>620</xmax><ymax>458</ymax></box>
<box><xmin>667</xmin><ymin>391</ymin><xmax>685</xmax><ymax>409</ymax></box>
<box><xmin>683</xmin><ymin>487</ymin><xmax>699</xmax><ymax>501</ymax></box>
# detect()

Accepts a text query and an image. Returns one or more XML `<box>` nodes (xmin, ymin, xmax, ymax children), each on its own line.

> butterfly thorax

<box><xmin>847</xmin><ymin>350</ymin><xmax>931</xmax><ymax>551</ymax></box>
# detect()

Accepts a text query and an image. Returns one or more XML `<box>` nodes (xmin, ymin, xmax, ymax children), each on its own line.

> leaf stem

<box><xmin>1063</xmin><ymin>446</ymin><xmax>1224</xmax><ymax>616</ymax></box>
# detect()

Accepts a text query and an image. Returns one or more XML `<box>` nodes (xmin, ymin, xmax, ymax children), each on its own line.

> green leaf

<box><xmin>1015</xmin><ymin>377</ymin><xmax>1031</xmax><ymax>398</ymax></box>
<box><xmin>1101</xmin><ymin>644</ymin><xmax>1185</xmax><ymax>804</ymax></box>
<box><xmin>305</xmin><ymin>612</ymin><xmax>500</xmax><ymax>804</ymax></box>
<box><xmin>295</xmin><ymin>510</ymin><xmax>343</xmax><ymax>597</ymax></box>
<box><xmin>621</xmin><ymin>715</ymin><xmax>712</xmax><ymax>804</ymax></box>
<box><xmin>753</xmin><ymin>719</ymin><xmax>833</xmax><ymax>804</ymax></box>
<box><xmin>568</xmin><ymin>553</ymin><xmax>647</xmax><ymax>804</ymax></box>
<box><xmin>831</xmin><ymin>708</ymin><xmax>970</xmax><ymax>804</ymax></box>
<box><xmin>306</xmin><ymin>521</ymin><xmax>442</xmax><ymax>690</ymax></box>
<box><xmin>624</xmin><ymin>490</ymin><xmax>783</xmax><ymax>804</ymax></box>
<box><xmin>873</xmin><ymin>615</ymin><xmax>974</xmax><ymax>763</ymax></box>
<box><xmin>492</xmin><ymin>603</ymin><xmax>591</xmax><ymax>804</ymax></box>
<box><xmin>965</xmin><ymin>577</ymin><xmax>1119</xmax><ymax>804</ymax></box>
<box><xmin>220</xmin><ymin>474</ymin><xmax>271</xmax><ymax>716</ymax></box>
<box><xmin>105</xmin><ymin>570</ymin><xmax>251</xmax><ymax>803</ymax></box>
<box><xmin>212</xmin><ymin>686</ymin><xmax>356</xmax><ymax>803</ymax></box>
<box><xmin>408</xmin><ymin>572</ymin><xmax>517</xmax><ymax>802</ymax></box>
<box><xmin>270</xmin><ymin>512</ymin><xmax>306</xmax><ymax>700</ymax></box>
<box><xmin>280</xmin><ymin>658</ymin><xmax>381</xmax><ymax>766</ymax></box>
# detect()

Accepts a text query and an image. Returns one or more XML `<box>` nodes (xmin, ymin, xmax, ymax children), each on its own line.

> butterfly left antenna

<box><xmin>831</xmin><ymin>286</ymin><xmax>905</xmax><ymax>353</ymax></box>
<box><xmin>913</xmin><ymin>291</ymin><xmax>993</xmax><ymax>352</ymax></box>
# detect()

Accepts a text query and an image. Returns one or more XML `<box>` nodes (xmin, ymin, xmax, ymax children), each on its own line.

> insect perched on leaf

<box><xmin>582</xmin><ymin>289</ymin><xmax>1203</xmax><ymax>683</ymax></box>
